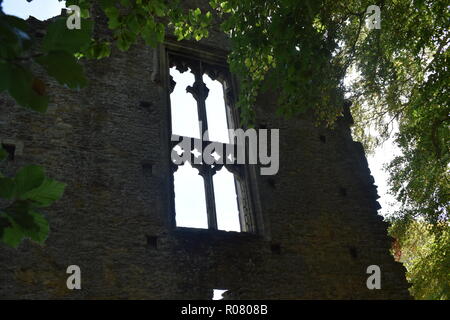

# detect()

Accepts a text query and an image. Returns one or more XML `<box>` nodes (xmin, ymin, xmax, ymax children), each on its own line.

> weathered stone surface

<box><xmin>0</xmin><ymin>4</ymin><xmax>410</xmax><ymax>299</ymax></box>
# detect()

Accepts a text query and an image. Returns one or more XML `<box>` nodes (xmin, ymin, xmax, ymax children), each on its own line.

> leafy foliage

<box><xmin>90</xmin><ymin>0</ymin><xmax>212</xmax><ymax>50</ymax></box>
<box><xmin>0</xmin><ymin>1</ymin><xmax>72</xmax><ymax>247</ymax></box>
<box><xmin>209</xmin><ymin>0</ymin><xmax>349</xmax><ymax>125</ymax></box>
<box><xmin>343</xmin><ymin>0</ymin><xmax>449</xmax><ymax>228</ymax></box>
<box><xmin>0</xmin><ymin>12</ymin><xmax>91</xmax><ymax>112</ymax></box>
<box><xmin>36</xmin><ymin>51</ymin><xmax>88</xmax><ymax>89</ymax></box>
<box><xmin>390</xmin><ymin>218</ymin><xmax>449</xmax><ymax>300</ymax></box>
<box><xmin>0</xmin><ymin>165</ymin><xmax>66</xmax><ymax>247</ymax></box>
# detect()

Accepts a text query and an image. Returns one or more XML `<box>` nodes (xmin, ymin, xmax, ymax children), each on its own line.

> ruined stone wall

<box><xmin>0</xmin><ymin>4</ymin><xmax>410</xmax><ymax>299</ymax></box>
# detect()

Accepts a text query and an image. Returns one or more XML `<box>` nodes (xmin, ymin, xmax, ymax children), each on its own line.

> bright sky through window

<box><xmin>170</xmin><ymin>68</ymin><xmax>201</xmax><ymax>139</ymax></box>
<box><xmin>204</xmin><ymin>74</ymin><xmax>230</xmax><ymax>143</ymax></box>
<box><xmin>213</xmin><ymin>168</ymin><xmax>240</xmax><ymax>232</ymax></box>
<box><xmin>170</xmin><ymin>66</ymin><xmax>241</xmax><ymax>231</ymax></box>
<box><xmin>174</xmin><ymin>162</ymin><xmax>209</xmax><ymax>229</ymax></box>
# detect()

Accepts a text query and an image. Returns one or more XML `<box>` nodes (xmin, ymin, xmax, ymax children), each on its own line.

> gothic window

<box><xmin>167</xmin><ymin>51</ymin><xmax>256</xmax><ymax>233</ymax></box>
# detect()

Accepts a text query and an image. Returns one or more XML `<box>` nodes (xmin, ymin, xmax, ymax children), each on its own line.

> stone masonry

<box><xmin>0</xmin><ymin>4</ymin><xmax>410</xmax><ymax>299</ymax></box>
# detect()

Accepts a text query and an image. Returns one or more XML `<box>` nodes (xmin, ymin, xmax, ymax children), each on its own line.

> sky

<box><xmin>344</xmin><ymin>70</ymin><xmax>401</xmax><ymax>218</ymax></box>
<box><xmin>1</xmin><ymin>0</ymin><xmax>66</xmax><ymax>20</ymax></box>
<box><xmin>2</xmin><ymin>0</ymin><xmax>400</xmax><ymax>231</ymax></box>
<box><xmin>366</xmin><ymin>133</ymin><xmax>401</xmax><ymax>217</ymax></box>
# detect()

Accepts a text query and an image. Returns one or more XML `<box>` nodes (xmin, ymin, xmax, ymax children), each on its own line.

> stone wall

<box><xmin>0</xmin><ymin>5</ymin><xmax>410</xmax><ymax>299</ymax></box>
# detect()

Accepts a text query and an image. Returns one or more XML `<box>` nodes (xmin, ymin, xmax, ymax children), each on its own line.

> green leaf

<box><xmin>14</xmin><ymin>165</ymin><xmax>45</xmax><ymax>197</ymax></box>
<box><xmin>80</xmin><ymin>8</ymin><xmax>90</xmax><ymax>18</ymax></box>
<box><xmin>105</xmin><ymin>6</ymin><xmax>120</xmax><ymax>29</ymax></box>
<box><xmin>0</xmin><ymin>177</ymin><xmax>16</xmax><ymax>199</ymax></box>
<box><xmin>127</xmin><ymin>14</ymin><xmax>141</xmax><ymax>34</ymax></box>
<box><xmin>116</xmin><ymin>31</ymin><xmax>132</xmax><ymax>51</ymax></box>
<box><xmin>142</xmin><ymin>19</ymin><xmax>157</xmax><ymax>47</ymax></box>
<box><xmin>21</xmin><ymin>178</ymin><xmax>66</xmax><ymax>207</ymax></box>
<box><xmin>5</xmin><ymin>201</ymin><xmax>36</xmax><ymax>230</ymax></box>
<box><xmin>42</xmin><ymin>17</ymin><xmax>93</xmax><ymax>54</ymax></box>
<box><xmin>0</xmin><ymin>144</ymin><xmax>7</xmax><ymax>161</ymax></box>
<box><xmin>0</xmin><ymin>164</ymin><xmax>62</xmax><ymax>247</ymax></box>
<box><xmin>85</xmin><ymin>41</ymin><xmax>111</xmax><ymax>59</ymax></box>
<box><xmin>155</xmin><ymin>23</ymin><xmax>165</xmax><ymax>43</ymax></box>
<box><xmin>35</xmin><ymin>51</ymin><xmax>87</xmax><ymax>89</ymax></box>
<box><xmin>120</xmin><ymin>0</ymin><xmax>131</xmax><ymax>7</ymax></box>
<box><xmin>209</xmin><ymin>0</ymin><xmax>218</xmax><ymax>9</ymax></box>
<box><xmin>104</xmin><ymin>6</ymin><xmax>119</xmax><ymax>19</ymax></box>
<box><xmin>23</xmin><ymin>211</ymin><xmax>49</xmax><ymax>243</ymax></box>
<box><xmin>150</xmin><ymin>1</ymin><xmax>166</xmax><ymax>16</ymax></box>
<box><xmin>8</xmin><ymin>65</ymin><xmax>49</xmax><ymax>113</ymax></box>
<box><xmin>0</xmin><ymin>209</ymin><xmax>49</xmax><ymax>247</ymax></box>
<box><xmin>0</xmin><ymin>215</ymin><xmax>23</xmax><ymax>248</ymax></box>
<box><xmin>0</xmin><ymin>15</ymin><xmax>32</xmax><ymax>58</ymax></box>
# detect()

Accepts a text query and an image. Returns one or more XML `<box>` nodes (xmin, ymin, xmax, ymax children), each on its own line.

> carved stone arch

<box><xmin>203</xmin><ymin>63</ymin><xmax>229</xmax><ymax>84</ymax></box>
<box><xmin>169</xmin><ymin>54</ymin><xmax>200</xmax><ymax>75</ymax></box>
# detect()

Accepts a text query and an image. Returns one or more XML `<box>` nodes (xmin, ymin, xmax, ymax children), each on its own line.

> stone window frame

<box><xmin>157</xmin><ymin>40</ymin><xmax>265</xmax><ymax>235</ymax></box>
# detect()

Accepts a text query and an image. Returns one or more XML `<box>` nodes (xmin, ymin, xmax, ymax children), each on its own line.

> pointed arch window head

<box><xmin>167</xmin><ymin>51</ymin><xmax>256</xmax><ymax>233</ymax></box>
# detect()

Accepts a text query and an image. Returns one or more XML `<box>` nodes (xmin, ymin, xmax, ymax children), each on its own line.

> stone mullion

<box><xmin>203</xmin><ymin>169</ymin><xmax>218</xmax><ymax>230</ymax></box>
<box><xmin>187</xmin><ymin>61</ymin><xmax>218</xmax><ymax>230</ymax></box>
<box><xmin>199</xmin><ymin>63</ymin><xmax>218</xmax><ymax>231</ymax></box>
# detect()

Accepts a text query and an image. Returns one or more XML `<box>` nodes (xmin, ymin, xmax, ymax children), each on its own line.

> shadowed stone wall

<box><xmin>0</xmin><ymin>4</ymin><xmax>410</xmax><ymax>299</ymax></box>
